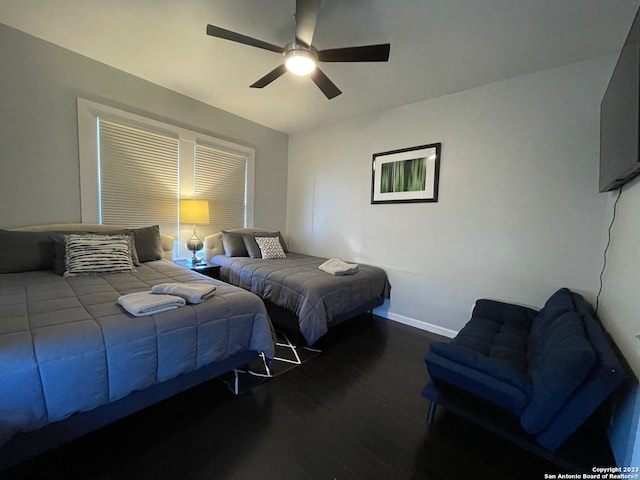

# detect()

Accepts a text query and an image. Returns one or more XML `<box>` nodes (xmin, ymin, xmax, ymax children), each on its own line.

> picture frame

<box><xmin>371</xmin><ymin>143</ymin><xmax>441</xmax><ymax>204</ymax></box>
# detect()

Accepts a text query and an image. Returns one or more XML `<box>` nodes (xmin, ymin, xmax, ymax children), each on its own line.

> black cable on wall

<box><xmin>595</xmin><ymin>186</ymin><xmax>623</xmax><ymax>314</ymax></box>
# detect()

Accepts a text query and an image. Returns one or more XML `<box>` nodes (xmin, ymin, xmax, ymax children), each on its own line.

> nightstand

<box><xmin>174</xmin><ymin>260</ymin><xmax>221</xmax><ymax>280</ymax></box>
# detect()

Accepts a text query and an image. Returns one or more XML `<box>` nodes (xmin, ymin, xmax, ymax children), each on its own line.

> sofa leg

<box><xmin>427</xmin><ymin>400</ymin><xmax>438</xmax><ymax>425</ymax></box>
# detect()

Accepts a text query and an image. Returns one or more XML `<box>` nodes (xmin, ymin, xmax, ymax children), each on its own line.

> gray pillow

<box><xmin>241</xmin><ymin>232</ymin><xmax>287</xmax><ymax>258</ymax></box>
<box><xmin>276</xmin><ymin>232</ymin><xmax>288</xmax><ymax>252</ymax></box>
<box><xmin>0</xmin><ymin>230</ymin><xmax>55</xmax><ymax>273</ymax></box>
<box><xmin>127</xmin><ymin>225</ymin><xmax>162</xmax><ymax>262</ymax></box>
<box><xmin>221</xmin><ymin>230</ymin><xmax>248</xmax><ymax>257</ymax></box>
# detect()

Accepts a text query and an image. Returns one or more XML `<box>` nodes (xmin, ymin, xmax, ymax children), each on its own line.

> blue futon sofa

<box><xmin>423</xmin><ymin>288</ymin><xmax>627</xmax><ymax>452</ymax></box>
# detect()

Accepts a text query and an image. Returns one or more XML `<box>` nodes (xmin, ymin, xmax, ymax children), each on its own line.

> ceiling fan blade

<box><xmin>318</xmin><ymin>44</ymin><xmax>391</xmax><ymax>62</ymax></box>
<box><xmin>206</xmin><ymin>24</ymin><xmax>284</xmax><ymax>54</ymax></box>
<box><xmin>295</xmin><ymin>0</ymin><xmax>321</xmax><ymax>48</ymax></box>
<box><xmin>250</xmin><ymin>64</ymin><xmax>288</xmax><ymax>89</ymax></box>
<box><xmin>310</xmin><ymin>67</ymin><xmax>342</xmax><ymax>99</ymax></box>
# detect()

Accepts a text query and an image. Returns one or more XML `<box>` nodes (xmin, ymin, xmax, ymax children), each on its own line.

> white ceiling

<box><xmin>1</xmin><ymin>0</ymin><xmax>639</xmax><ymax>134</ymax></box>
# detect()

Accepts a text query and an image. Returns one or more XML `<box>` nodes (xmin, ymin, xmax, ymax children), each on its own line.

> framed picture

<box><xmin>371</xmin><ymin>143</ymin><xmax>441</xmax><ymax>204</ymax></box>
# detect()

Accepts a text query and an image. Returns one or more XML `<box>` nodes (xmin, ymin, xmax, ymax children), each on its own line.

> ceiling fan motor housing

<box><xmin>283</xmin><ymin>42</ymin><xmax>318</xmax><ymax>76</ymax></box>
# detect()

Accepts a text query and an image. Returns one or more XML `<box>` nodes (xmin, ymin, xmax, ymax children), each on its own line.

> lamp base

<box><xmin>186</xmin><ymin>255</ymin><xmax>203</xmax><ymax>267</ymax></box>
<box><xmin>185</xmin><ymin>229</ymin><xmax>204</xmax><ymax>267</ymax></box>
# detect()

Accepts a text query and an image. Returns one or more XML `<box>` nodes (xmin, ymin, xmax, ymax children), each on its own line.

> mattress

<box><xmin>211</xmin><ymin>252</ymin><xmax>391</xmax><ymax>344</ymax></box>
<box><xmin>0</xmin><ymin>259</ymin><xmax>274</xmax><ymax>446</ymax></box>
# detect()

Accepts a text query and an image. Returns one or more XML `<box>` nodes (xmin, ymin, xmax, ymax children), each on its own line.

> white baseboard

<box><xmin>374</xmin><ymin>309</ymin><xmax>458</xmax><ymax>339</ymax></box>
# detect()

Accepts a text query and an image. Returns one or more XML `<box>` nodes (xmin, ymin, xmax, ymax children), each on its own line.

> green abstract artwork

<box><xmin>380</xmin><ymin>157</ymin><xmax>427</xmax><ymax>193</ymax></box>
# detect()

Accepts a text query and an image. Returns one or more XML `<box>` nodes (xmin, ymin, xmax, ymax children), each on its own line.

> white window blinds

<box><xmin>98</xmin><ymin>119</ymin><xmax>179</xmax><ymax>237</ymax></box>
<box><xmin>195</xmin><ymin>143</ymin><xmax>248</xmax><ymax>232</ymax></box>
<box><xmin>78</xmin><ymin>98</ymin><xmax>255</xmax><ymax>258</ymax></box>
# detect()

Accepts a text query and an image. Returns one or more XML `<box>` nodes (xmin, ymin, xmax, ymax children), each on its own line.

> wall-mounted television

<box><xmin>600</xmin><ymin>6</ymin><xmax>640</xmax><ymax>192</ymax></box>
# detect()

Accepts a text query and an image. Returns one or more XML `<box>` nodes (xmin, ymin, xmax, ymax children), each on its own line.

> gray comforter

<box><xmin>0</xmin><ymin>260</ymin><xmax>274</xmax><ymax>446</ymax></box>
<box><xmin>212</xmin><ymin>253</ymin><xmax>391</xmax><ymax>344</ymax></box>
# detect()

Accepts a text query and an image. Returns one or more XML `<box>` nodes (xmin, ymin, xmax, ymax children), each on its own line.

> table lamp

<box><xmin>179</xmin><ymin>199</ymin><xmax>210</xmax><ymax>266</ymax></box>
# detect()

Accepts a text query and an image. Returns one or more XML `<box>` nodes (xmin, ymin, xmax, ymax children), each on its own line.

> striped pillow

<box><xmin>64</xmin><ymin>234</ymin><xmax>135</xmax><ymax>276</ymax></box>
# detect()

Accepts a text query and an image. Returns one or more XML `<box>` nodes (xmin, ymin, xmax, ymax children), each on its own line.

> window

<box><xmin>195</xmin><ymin>143</ymin><xmax>248</xmax><ymax>229</ymax></box>
<box><xmin>77</xmin><ymin>98</ymin><xmax>255</xmax><ymax>256</ymax></box>
<box><xmin>98</xmin><ymin>119</ymin><xmax>179</xmax><ymax>235</ymax></box>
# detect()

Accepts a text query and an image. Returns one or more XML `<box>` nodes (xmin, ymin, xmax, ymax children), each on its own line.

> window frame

<box><xmin>77</xmin><ymin>98</ymin><xmax>255</xmax><ymax>251</ymax></box>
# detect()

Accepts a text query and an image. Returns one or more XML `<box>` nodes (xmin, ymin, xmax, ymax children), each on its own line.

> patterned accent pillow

<box><xmin>241</xmin><ymin>231</ymin><xmax>288</xmax><ymax>258</ymax></box>
<box><xmin>64</xmin><ymin>234</ymin><xmax>136</xmax><ymax>276</ymax></box>
<box><xmin>255</xmin><ymin>236</ymin><xmax>286</xmax><ymax>259</ymax></box>
<box><xmin>53</xmin><ymin>232</ymin><xmax>138</xmax><ymax>274</ymax></box>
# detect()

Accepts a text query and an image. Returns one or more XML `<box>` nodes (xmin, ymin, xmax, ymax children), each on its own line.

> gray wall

<box><xmin>599</xmin><ymin>174</ymin><xmax>640</xmax><ymax>467</ymax></box>
<box><xmin>288</xmin><ymin>56</ymin><xmax>612</xmax><ymax>336</ymax></box>
<box><xmin>0</xmin><ymin>24</ymin><xmax>288</xmax><ymax>230</ymax></box>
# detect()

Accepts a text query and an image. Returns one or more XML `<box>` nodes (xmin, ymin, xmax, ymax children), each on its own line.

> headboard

<box><xmin>204</xmin><ymin>227</ymin><xmax>288</xmax><ymax>262</ymax></box>
<box><xmin>10</xmin><ymin>224</ymin><xmax>176</xmax><ymax>261</ymax></box>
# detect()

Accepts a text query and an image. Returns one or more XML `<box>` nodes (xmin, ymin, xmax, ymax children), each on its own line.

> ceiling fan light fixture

<box><xmin>284</xmin><ymin>48</ymin><xmax>316</xmax><ymax>76</ymax></box>
<box><xmin>205</xmin><ymin>0</ymin><xmax>390</xmax><ymax>99</ymax></box>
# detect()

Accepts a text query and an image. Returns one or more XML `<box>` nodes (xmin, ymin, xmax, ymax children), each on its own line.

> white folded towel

<box><xmin>318</xmin><ymin>258</ymin><xmax>359</xmax><ymax>276</ymax></box>
<box><xmin>118</xmin><ymin>292</ymin><xmax>186</xmax><ymax>317</ymax></box>
<box><xmin>151</xmin><ymin>283</ymin><xmax>217</xmax><ymax>304</ymax></box>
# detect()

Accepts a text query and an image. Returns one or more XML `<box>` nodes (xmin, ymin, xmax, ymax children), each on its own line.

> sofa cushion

<box><xmin>534</xmin><ymin>293</ymin><xmax>628</xmax><ymax>451</ymax></box>
<box><xmin>448</xmin><ymin>317</ymin><xmax>530</xmax><ymax>375</ymax></box>
<box><xmin>426</xmin><ymin>305</ymin><xmax>534</xmax><ymax>415</ymax></box>
<box><xmin>520</xmin><ymin>310</ymin><xmax>596</xmax><ymax>435</ymax></box>
<box><xmin>528</xmin><ymin>288</ymin><xmax>575</xmax><ymax>346</ymax></box>
<box><xmin>426</xmin><ymin>348</ymin><xmax>530</xmax><ymax>415</ymax></box>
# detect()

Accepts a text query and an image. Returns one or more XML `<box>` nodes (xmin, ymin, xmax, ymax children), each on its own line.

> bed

<box><xmin>0</xmin><ymin>224</ymin><xmax>275</xmax><ymax>469</ymax></box>
<box><xmin>205</xmin><ymin>228</ymin><xmax>391</xmax><ymax>345</ymax></box>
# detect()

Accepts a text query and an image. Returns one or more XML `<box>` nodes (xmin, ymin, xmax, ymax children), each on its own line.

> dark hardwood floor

<box><xmin>3</xmin><ymin>316</ymin><xmax>594</xmax><ymax>479</ymax></box>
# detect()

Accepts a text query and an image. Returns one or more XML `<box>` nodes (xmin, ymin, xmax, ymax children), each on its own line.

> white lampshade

<box><xmin>180</xmin><ymin>199</ymin><xmax>209</xmax><ymax>265</ymax></box>
<box><xmin>179</xmin><ymin>199</ymin><xmax>209</xmax><ymax>225</ymax></box>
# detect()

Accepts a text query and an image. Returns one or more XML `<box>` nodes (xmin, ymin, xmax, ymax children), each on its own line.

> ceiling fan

<box><xmin>206</xmin><ymin>0</ymin><xmax>391</xmax><ymax>99</ymax></box>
